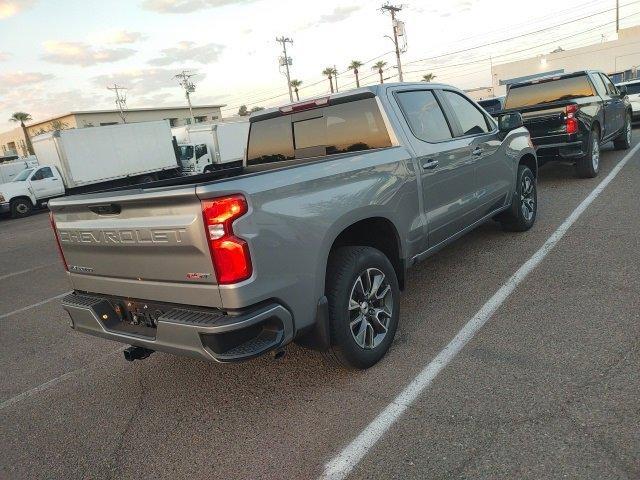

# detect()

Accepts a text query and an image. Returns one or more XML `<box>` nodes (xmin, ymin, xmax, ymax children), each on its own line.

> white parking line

<box><xmin>0</xmin><ymin>291</ymin><xmax>72</xmax><ymax>321</ymax></box>
<box><xmin>0</xmin><ymin>262</ymin><xmax>58</xmax><ymax>281</ymax></box>
<box><xmin>320</xmin><ymin>142</ymin><xmax>640</xmax><ymax>480</ymax></box>
<box><xmin>0</xmin><ymin>347</ymin><xmax>125</xmax><ymax>411</ymax></box>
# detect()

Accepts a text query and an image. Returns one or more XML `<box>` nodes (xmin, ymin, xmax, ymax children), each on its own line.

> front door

<box><xmin>599</xmin><ymin>73</ymin><xmax>626</xmax><ymax>136</ymax></box>
<box><xmin>29</xmin><ymin>166</ymin><xmax>64</xmax><ymax>199</ymax></box>
<box><xmin>393</xmin><ymin>89</ymin><xmax>478</xmax><ymax>248</ymax></box>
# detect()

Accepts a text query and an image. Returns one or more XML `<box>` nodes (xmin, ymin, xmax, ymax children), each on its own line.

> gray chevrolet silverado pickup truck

<box><xmin>50</xmin><ymin>83</ymin><xmax>537</xmax><ymax>369</ymax></box>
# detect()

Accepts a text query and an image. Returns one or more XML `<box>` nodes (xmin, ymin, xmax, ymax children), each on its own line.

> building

<box><xmin>1</xmin><ymin>104</ymin><xmax>224</xmax><ymax>157</ymax></box>
<box><xmin>0</xmin><ymin>126</ymin><xmax>29</xmax><ymax>157</ymax></box>
<box><xmin>491</xmin><ymin>26</ymin><xmax>640</xmax><ymax>97</ymax></box>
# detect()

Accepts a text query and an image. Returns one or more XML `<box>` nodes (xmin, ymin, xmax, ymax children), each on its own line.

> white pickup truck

<box><xmin>1</xmin><ymin>121</ymin><xmax>180</xmax><ymax>218</ymax></box>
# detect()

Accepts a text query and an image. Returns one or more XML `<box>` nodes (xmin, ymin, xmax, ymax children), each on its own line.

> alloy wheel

<box><xmin>520</xmin><ymin>175</ymin><xmax>535</xmax><ymax>222</ymax></box>
<box><xmin>16</xmin><ymin>203</ymin><xmax>29</xmax><ymax>214</ymax></box>
<box><xmin>348</xmin><ymin>268</ymin><xmax>393</xmax><ymax>350</ymax></box>
<box><xmin>592</xmin><ymin>137</ymin><xmax>600</xmax><ymax>171</ymax></box>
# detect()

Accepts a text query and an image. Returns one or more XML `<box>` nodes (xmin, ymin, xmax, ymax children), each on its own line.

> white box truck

<box><xmin>173</xmin><ymin>121</ymin><xmax>249</xmax><ymax>174</ymax></box>
<box><xmin>1</xmin><ymin>121</ymin><xmax>180</xmax><ymax>218</ymax></box>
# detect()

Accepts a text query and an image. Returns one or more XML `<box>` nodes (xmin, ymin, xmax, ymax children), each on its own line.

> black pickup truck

<box><xmin>503</xmin><ymin>70</ymin><xmax>633</xmax><ymax>178</ymax></box>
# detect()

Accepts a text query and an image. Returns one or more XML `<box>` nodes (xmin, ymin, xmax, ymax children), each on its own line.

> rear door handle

<box><xmin>421</xmin><ymin>159</ymin><xmax>439</xmax><ymax>170</ymax></box>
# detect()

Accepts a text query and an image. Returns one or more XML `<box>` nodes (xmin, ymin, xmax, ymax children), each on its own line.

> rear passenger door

<box><xmin>394</xmin><ymin>89</ymin><xmax>478</xmax><ymax>247</ymax></box>
<box><xmin>438</xmin><ymin>90</ymin><xmax>510</xmax><ymax>224</ymax></box>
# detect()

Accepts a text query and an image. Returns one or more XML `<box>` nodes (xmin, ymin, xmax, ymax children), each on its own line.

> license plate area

<box><xmin>97</xmin><ymin>298</ymin><xmax>167</xmax><ymax>339</ymax></box>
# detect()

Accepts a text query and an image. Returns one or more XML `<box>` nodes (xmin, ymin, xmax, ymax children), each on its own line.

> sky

<box><xmin>0</xmin><ymin>0</ymin><xmax>639</xmax><ymax>131</ymax></box>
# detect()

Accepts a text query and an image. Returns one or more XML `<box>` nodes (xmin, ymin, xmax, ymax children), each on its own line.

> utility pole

<box><xmin>174</xmin><ymin>70</ymin><xmax>197</xmax><ymax>124</ymax></box>
<box><xmin>381</xmin><ymin>3</ymin><xmax>405</xmax><ymax>82</ymax></box>
<box><xmin>107</xmin><ymin>83</ymin><xmax>128</xmax><ymax>123</ymax></box>
<box><xmin>276</xmin><ymin>36</ymin><xmax>294</xmax><ymax>103</ymax></box>
<box><xmin>616</xmin><ymin>0</ymin><xmax>619</xmax><ymax>32</ymax></box>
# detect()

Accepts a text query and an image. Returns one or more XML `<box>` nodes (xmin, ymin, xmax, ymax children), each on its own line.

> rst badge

<box><xmin>186</xmin><ymin>273</ymin><xmax>211</xmax><ymax>280</ymax></box>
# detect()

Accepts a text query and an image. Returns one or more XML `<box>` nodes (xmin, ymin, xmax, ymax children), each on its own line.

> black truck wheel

<box><xmin>613</xmin><ymin>113</ymin><xmax>632</xmax><ymax>150</ymax></box>
<box><xmin>576</xmin><ymin>127</ymin><xmax>600</xmax><ymax>178</ymax></box>
<box><xmin>10</xmin><ymin>198</ymin><xmax>33</xmax><ymax>218</ymax></box>
<box><xmin>324</xmin><ymin>246</ymin><xmax>400</xmax><ymax>369</ymax></box>
<box><xmin>498</xmin><ymin>165</ymin><xmax>537</xmax><ymax>232</ymax></box>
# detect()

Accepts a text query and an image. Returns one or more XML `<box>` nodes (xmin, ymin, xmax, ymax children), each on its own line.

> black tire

<box><xmin>203</xmin><ymin>165</ymin><xmax>214</xmax><ymax>174</ymax></box>
<box><xmin>498</xmin><ymin>164</ymin><xmax>537</xmax><ymax>232</ymax></box>
<box><xmin>576</xmin><ymin>127</ymin><xmax>600</xmax><ymax>178</ymax></box>
<box><xmin>324</xmin><ymin>246</ymin><xmax>400</xmax><ymax>369</ymax></box>
<box><xmin>613</xmin><ymin>113</ymin><xmax>632</xmax><ymax>150</ymax></box>
<box><xmin>10</xmin><ymin>198</ymin><xmax>33</xmax><ymax>218</ymax></box>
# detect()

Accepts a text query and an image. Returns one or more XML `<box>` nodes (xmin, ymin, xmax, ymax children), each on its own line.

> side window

<box><xmin>441</xmin><ymin>90</ymin><xmax>491</xmax><ymax>136</ymax></box>
<box><xmin>395</xmin><ymin>90</ymin><xmax>453</xmax><ymax>142</ymax></box>
<box><xmin>195</xmin><ymin>144</ymin><xmax>207</xmax><ymax>159</ymax></box>
<box><xmin>32</xmin><ymin>167</ymin><xmax>52</xmax><ymax>180</ymax></box>
<box><xmin>590</xmin><ymin>73</ymin><xmax>607</xmax><ymax>96</ymax></box>
<box><xmin>600</xmin><ymin>74</ymin><xmax>619</xmax><ymax>96</ymax></box>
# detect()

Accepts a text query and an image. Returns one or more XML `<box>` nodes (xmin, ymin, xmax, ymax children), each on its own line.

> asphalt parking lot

<box><xmin>1</xmin><ymin>133</ymin><xmax>639</xmax><ymax>480</ymax></box>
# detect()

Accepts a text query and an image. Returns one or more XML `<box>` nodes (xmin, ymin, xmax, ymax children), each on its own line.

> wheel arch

<box><xmin>519</xmin><ymin>152</ymin><xmax>538</xmax><ymax>178</ymax></box>
<box><xmin>324</xmin><ymin>216</ymin><xmax>405</xmax><ymax>292</ymax></box>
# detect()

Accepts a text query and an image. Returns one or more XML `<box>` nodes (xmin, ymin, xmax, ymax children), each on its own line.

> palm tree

<box><xmin>50</xmin><ymin>120</ymin><xmax>68</xmax><ymax>131</ymax></box>
<box><xmin>238</xmin><ymin>105</ymin><xmax>249</xmax><ymax>116</ymax></box>
<box><xmin>290</xmin><ymin>79</ymin><xmax>302</xmax><ymax>101</ymax></box>
<box><xmin>348</xmin><ymin>60</ymin><xmax>363</xmax><ymax>88</ymax></box>
<box><xmin>421</xmin><ymin>73</ymin><xmax>436</xmax><ymax>82</ymax></box>
<box><xmin>9</xmin><ymin>112</ymin><xmax>34</xmax><ymax>155</ymax></box>
<box><xmin>372</xmin><ymin>61</ymin><xmax>387</xmax><ymax>84</ymax></box>
<box><xmin>322</xmin><ymin>67</ymin><xmax>337</xmax><ymax>93</ymax></box>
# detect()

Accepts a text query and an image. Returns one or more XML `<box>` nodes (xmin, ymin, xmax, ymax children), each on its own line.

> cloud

<box><xmin>92</xmin><ymin>67</ymin><xmax>204</xmax><ymax>92</ymax></box>
<box><xmin>0</xmin><ymin>51</ymin><xmax>9</xmax><ymax>61</ymax></box>
<box><xmin>141</xmin><ymin>0</ymin><xmax>252</xmax><ymax>14</ymax></box>
<box><xmin>0</xmin><ymin>0</ymin><xmax>36</xmax><ymax>19</ymax></box>
<box><xmin>316</xmin><ymin>5</ymin><xmax>361</xmax><ymax>24</ymax></box>
<box><xmin>89</xmin><ymin>30</ymin><xmax>147</xmax><ymax>45</ymax></box>
<box><xmin>0</xmin><ymin>71</ymin><xmax>53</xmax><ymax>94</ymax></box>
<box><xmin>148</xmin><ymin>41</ymin><xmax>225</xmax><ymax>66</ymax></box>
<box><xmin>42</xmin><ymin>41</ymin><xmax>135</xmax><ymax>66</ymax></box>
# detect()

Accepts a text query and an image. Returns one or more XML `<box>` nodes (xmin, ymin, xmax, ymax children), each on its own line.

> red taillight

<box><xmin>201</xmin><ymin>195</ymin><xmax>252</xmax><ymax>284</ymax></box>
<box><xmin>49</xmin><ymin>211</ymin><xmax>68</xmax><ymax>271</ymax></box>
<box><xmin>566</xmin><ymin>104</ymin><xmax>578</xmax><ymax>135</ymax></box>
<box><xmin>279</xmin><ymin>97</ymin><xmax>329</xmax><ymax>114</ymax></box>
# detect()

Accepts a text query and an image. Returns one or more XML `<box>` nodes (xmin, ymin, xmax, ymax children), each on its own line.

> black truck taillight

<box><xmin>201</xmin><ymin>195</ymin><xmax>252</xmax><ymax>284</ymax></box>
<box><xmin>565</xmin><ymin>104</ymin><xmax>578</xmax><ymax>134</ymax></box>
<box><xmin>49</xmin><ymin>211</ymin><xmax>68</xmax><ymax>271</ymax></box>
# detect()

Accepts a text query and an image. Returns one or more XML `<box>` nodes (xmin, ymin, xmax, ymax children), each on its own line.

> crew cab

<box><xmin>503</xmin><ymin>70</ymin><xmax>632</xmax><ymax>178</ymax></box>
<box><xmin>50</xmin><ymin>83</ymin><xmax>537</xmax><ymax>369</ymax></box>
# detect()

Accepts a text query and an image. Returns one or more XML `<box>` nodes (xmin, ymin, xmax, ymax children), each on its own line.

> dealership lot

<box><xmin>1</xmin><ymin>135</ymin><xmax>639</xmax><ymax>479</ymax></box>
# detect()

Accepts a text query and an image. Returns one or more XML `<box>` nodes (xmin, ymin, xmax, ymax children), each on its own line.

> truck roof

<box><xmin>250</xmin><ymin>82</ymin><xmax>462</xmax><ymax>122</ymax></box>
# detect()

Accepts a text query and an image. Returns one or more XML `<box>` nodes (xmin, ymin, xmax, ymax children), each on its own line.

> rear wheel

<box><xmin>613</xmin><ymin>113</ymin><xmax>632</xmax><ymax>150</ymax></box>
<box><xmin>10</xmin><ymin>198</ymin><xmax>33</xmax><ymax>218</ymax></box>
<box><xmin>498</xmin><ymin>165</ymin><xmax>537</xmax><ymax>232</ymax></box>
<box><xmin>324</xmin><ymin>246</ymin><xmax>400</xmax><ymax>369</ymax></box>
<box><xmin>576</xmin><ymin>127</ymin><xmax>600</xmax><ymax>178</ymax></box>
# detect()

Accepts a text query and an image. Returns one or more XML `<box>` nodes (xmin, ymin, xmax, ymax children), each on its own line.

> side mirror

<box><xmin>618</xmin><ymin>85</ymin><xmax>628</xmax><ymax>96</ymax></box>
<box><xmin>498</xmin><ymin>112</ymin><xmax>524</xmax><ymax>133</ymax></box>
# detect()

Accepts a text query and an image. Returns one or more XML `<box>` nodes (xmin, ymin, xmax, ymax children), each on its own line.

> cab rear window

<box><xmin>247</xmin><ymin>98</ymin><xmax>392</xmax><ymax>166</ymax></box>
<box><xmin>505</xmin><ymin>75</ymin><xmax>595</xmax><ymax>109</ymax></box>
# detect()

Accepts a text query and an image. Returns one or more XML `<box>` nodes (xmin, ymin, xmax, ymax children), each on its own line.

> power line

<box><xmin>381</xmin><ymin>3</ymin><xmax>406</xmax><ymax>82</ymax></box>
<box><xmin>404</xmin><ymin>1</ymin><xmax>639</xmax><ymax>67</ymax></box>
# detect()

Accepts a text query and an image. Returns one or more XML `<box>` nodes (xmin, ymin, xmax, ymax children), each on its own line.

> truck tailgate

<box><xmin>516</xmin><ymin>104</ymin><xmax>570</xmax><ymax>146</ymax></box>
<box><xmin>49</xmin><ymin>185</ymin><xmax>223</xmax><ymax>308</ymax></box>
